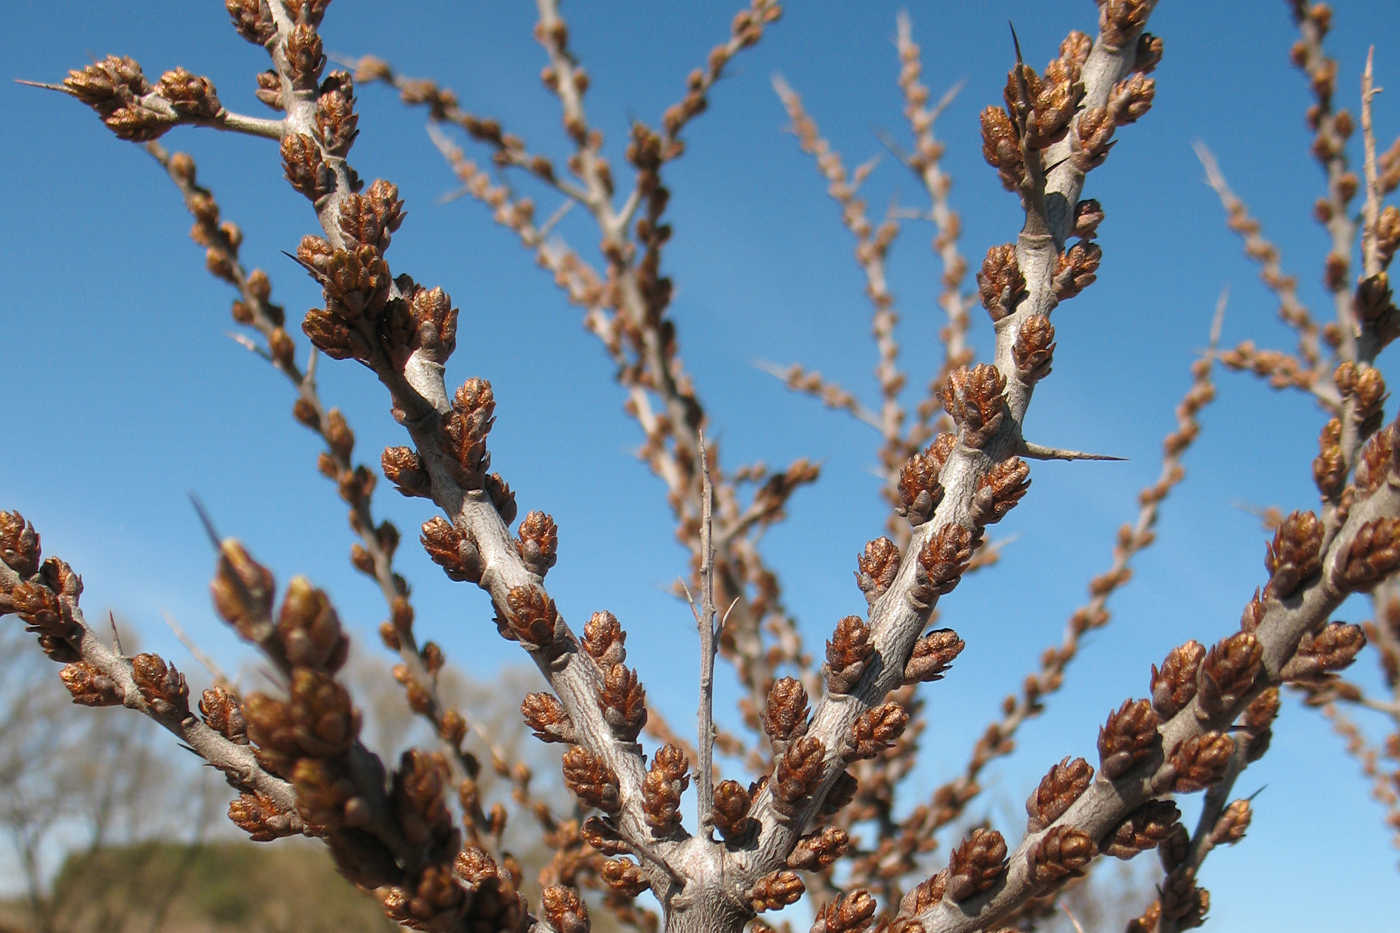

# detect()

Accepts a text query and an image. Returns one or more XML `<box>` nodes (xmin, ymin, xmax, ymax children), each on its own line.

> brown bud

<box><xmin>200</xmin><ymin>686</ymin><xmax>247</xmax><ymax>742</ymax></box>
<box><xmin>943</xmin><ymin>364</ymin><xmax>1007</xmax><ymax>448</ymax></box>
<box><xmin>905</xmin><ymin>628</ymin><xmax>964</xmax><ymax>683</ymax></box>
<box><xmin>912</xmin><ymin>523</ymin><xmax>980</xmax><ymax>611</ymax></box>
<box><xmin>788</xmin><ymin>826</ymin><xmax>850</xmax><ymax>870</ymax></box>
<box><xmin>59</xmin><ymin>661</ymin><xmax>122</xmax><ymax>707</ymax></box>
<box><xmin>1196</xmin><ymin>632</ymin><xmax>1262</xmax><ymax>719</ymax></box>
<box><xmin>129</xmin><ymin>653</ymin><xmax>188</xmax><ymax>715</ymax></box>
<box><xmin>642</xmin><ymin>743</ymin><xmax>689</xmax><ymax>834</ymax></box>
<box><xmin>1264</xmin><ymin>510</ymin><xmax>1323</xmax><ymax>598</ymax></box>
<box><xmin>0</xmin><ymin>511</ymin><xmax>41</xmax><ymax>578</ymax></box>
<box><xmin>1013</xmin><ymin>315</ymin><xmax>1056</xmax><ymax>383</ymax></box>
<box><xmin>419</xmin><ymin>517</ymin><xmax>482</xmax><ymax>583</ymax></box>
<box><xmin>561</xmin><ymin>746</ymin><xmax>620</xmax><ymax>814</ymax></box>
<box><xmin>540</xmin><ymin>885</ymin><xmax>589</xmax><ymax>933</ymax></box>
<box><xmin>582</xmin><ymin>610</ymin><xmax>626</xmax><ymax>668</ymax></box>
<box><xmin>1281</xmin><ymin>622</ymin><xmax>1366</xmax><ymax>682</ymax></box>
<box><xmin>288</xmin><ymin>668</ymin><xmax>357</xmax><ymax>757</ymax></box>
<box><xmin>972</xmin><ymin>457</ymin><xmax>1031</xmax><ymax>525</ymax></box>
<box><xmin>712</xmin><ymin>779</ymin><xmax>755</xmax><ymax>842</ymax></box>
<box><xmin>516</xmin><ymin>510</ymin><xmax>559</xmax><ymax>576</ymax></box>
<box><xmin>1151</xmin><ymin>640</ymin><xmax>1205</xmax><ymax>719</ymax></box>
<box><xmin>226</xmin><ymin>0</ymin><xmax>276</xmax><ymax>45</ymax></box>
<box><xmin>977</xmin><ymin>244</ymin><xmax>1027</xmax><ymax>321</ymax></box>
<box><xmin>442</xmin><ymin>379</ymin><xmax>496</xmax><ymax>483</ymax></box>
<box><xmin>1098</xmin><ymin>698</ymin><xmax>1161</xmax><ymax>780</ymax></box>
<box><xmin>1073</xmin><ymin>106</ymin><xmax>1116</xmax><ymax>171</ymax></box>
<box><xmin>599</xmin><ymin>663</ymin><xmax>647</xmax><ymax>741</ymax></box>
<box><xmin>1102</xmin><ymin>799</ymin><xmax>1180</xmax><ymax>859</ymax></box>
<box><xmin>1053</xmin><ymin>241</ymin><xmax>1102</xmax><ymax>300</ymax></box>
<box><xmin>1170</xmin><ymin>731</ymin><xmax>1236</xmax><ymax>792</ymax></box>
<box><xmin>1336</xmin><ymin>518</ymin><xmax>1400</xmax><ymax>591</ymax></box>
<box><xmin>773</xmin><ymin>735</ymin><xmax>826</xmax><ymax>818</ymax></box>
<box><xmin>1026</xmin><ymin>757</ymin><xmax>1093</xmax><ymax>832</ymax></box>
<box><xmin>946</xmin><ymin>828</ymin><xmax>1008</xmax><ymax>901</ymax></box>
<box><xmin>338</xmin><ymin>182</ymin><xmax>403</xmax><ymax>253</ymax></box>
<box><xmin>1134</xmin><ymin>32</ymin><xmax>1164</xmax><ymax>73</ymax></box>
<box><xmin>158</xmin><ymin>67</ymin><xmax>221</xmax><ymax>119</ymax></box>
<box><xmin>317</xmin><ymin>72</ymin><xmax>359</xmax><ymax>157</ymax></box>
<box><xmin>843</xmin><ymin>702</ymin><xmax>908</xmax><ymax>761</ymax></box>
<box><xmin>503</xmin><ymin>586</ymin><xmax>564</xmax><ymax>651</ymax></box>
<box><xmin>748</xmin><ymin>870</ymin><xmax>804</xmax><ymax>912</ymax></box>
<box><xmin>211</xmin><ymin>540</ymin><xmax>276</xmax><ymax>642</ymax></box>
<box><xmin>1028</xmin><ymin>825</ymin><xmax>1094</xmax><ymax>890</ymax></box>
<box><xmin>980</xmin><ymin>106</ymin><xmax>1024</xmax><ymax>191</ymax></box>
<box><xmin>277</xmin><ymin>575</ymin><xmax>348</xmax><ymax>673</ymax></box>
<box><xmin>599</xmin><ymin>858</ymin><xmax>649</xmax><ymax>896</ymax></box>
<box><xmin>285</xmin><ymin>22</ymin><xmax>326</xmax><ymax>85</ymax></box>
<box><xmin>1211</xmin><ymin>799</ymin><xmax>1252</xmax><ymax>846</ymax></box>
<box><xmin>825</xmin><ymin>615</ymin><xmax>872</xmax><ymax>695</ymax></box>
<box><xmin>228</xmin><ymin>793</ymin><xmax>297</xmax><ymax>841</ymax></box>
<box><xmin>764</xmin><ymin>677</ymin><xmax>810</xmax><ymax>750</ymax></box>
<box><xmin>812</xmin><ymin>890</ymin><xmax>877</xmax><ymax>933</ymax></box>
<box><xmin>897</xmin><ymin>448</ymin><xmax>946</xmax><ymax>526</ymax></box>
<box><xmin>280</xmin><ymin>133</ymin><xmax>331</xmax><ymax>202</ymax></box>
<box><xmin>856</xmin><ymin>538</ymin><xmax>900</xmax><ymax>606</ymax></box>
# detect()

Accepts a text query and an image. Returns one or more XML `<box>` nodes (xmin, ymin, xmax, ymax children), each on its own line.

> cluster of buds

<box><xmin>63</xmin><ymin>56</ymin><xmax>188</xmax><ymax>141</ymax></box>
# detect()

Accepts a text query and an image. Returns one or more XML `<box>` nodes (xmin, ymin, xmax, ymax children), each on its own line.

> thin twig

<box><xmin>694</xmin><ymin>432</ymin><xmax>718</xmax><ymax>835</ymax></box>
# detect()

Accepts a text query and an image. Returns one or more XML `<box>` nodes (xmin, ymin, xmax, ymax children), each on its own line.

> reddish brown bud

<box><xmin>843</xmin><ymin>702</ymin><xmax>908</xmax><ymax>761</ymax></box>
<box><xmin>977</xmin><ymin>244</ymin><xmax>1027</xmax><ymax>321</ymax></box>
<box><xmin>642</xmin><ymin>743</ymin><xmax>689</xmax><ymax>834</ymax></box>
<box><xmin>946</xmin><ymin>828</ymin><xmax>1008</xmax><ymax>901</ymax></box>
<box><xmin>582</xmin><ymin>610</ymin><xmax>627</xmax><ymax>668</ymax></box>
<box><xmin>1336</xmin><ymin>517</ymin><xmax>1400</xmax><ymax>592</ymax></box>
<box><xmin>131</xmin><ymin>653</ymin><xmax>188</xmax><ymax>715</ymax></box>
<box><xmin>1151</xmin><ymin>640</ymin><xmax>1204</xmax><ymax>719</ymax></box>
<box><xmin>973</xmin><ymin>457</ymin><xmax>1031</xmax><ymax>525</ymax></box>
<box><xmin>825</xmin><ymin>615</ymin><xmax>872</xmax><ymax>694</ymax></box>
<box><xmin>748</xmin><ymin>870</ymin><xmax>804</xmax><ymax>912</ymax></box>
<box><xmin>1281</xmin><ymin>622</ymin><xmax>1366</xmax><ymax>682</ymax></box>
<box><xmin>764</xmin><ymin>677</ymin><xmax>810</xmax><ymax>750</ymax></box>
<box><xmin>1026</xmin><ymin>757</ymin><xmax>1094</xmax><ymax>832</ymax></box>
<box><xmin>600</xmin><ymin>858</ymin><xmax>649</xmax><ymax>896</ymax></box>
<box><xmin>912</xmin><ymin>523</ymin><xmax>980</xmax><ymax>611</ymax></box>
<box><xmin>904</xmin><ymin>628</ymin><xmax>964</xmax><ymax>683</ymax></box>
<box><xmin>1013</xmin><ymin>315</ymin><xmax>1056</xmax><ymax>383</ymax></box>
<box><xmin>856</xmin><ymin>538</ymin><xmax>900</xmax><ymax>606</ymax></box>
<box><xmin>980</xmin><ymin>106</ymin><xmax>1024</xmax><ymax>191</ymax></box>
<box><xmin>812</xmin><ymin>890</ymin><xmax>877</xmax><ymax>933</ymax></box>
<box><xmin>277</xmin><ymin>576</ymin><xmax>348</xmax><ymax>673</ymax></box>
<box><xmin>897</xmin><ymin>449</ymin><xmax>946</xmax><ymax>526</ymax></box>
<box><xmin>1170</xmin><ymin>731</ymin><xmax>1236</xmax><ymax>792</ymax></box>
<box><xmin>281</xmin><ymin>133</ymin><xmax>331</xmax><ymax>202</ymax></box>
<box><xmin>1102</xmin><ymin>799</ymin><xmax>1180</xmax><ymax>858</ymax></box>
<box><xmin>712</xmin><ymin>778</ymin><xmax>755</xmax><ymax>842</ymax></box>
<box><xmin>1264</xmin><ymin>510</ymin><xmax>1323</xmax><ymax>598</ymax></box>
<box><xmin>1098</xmin><ymin>698</ymin><xmax>1161</xmax><ymax>780</ymax></box>
<box><xmin>0</xmin><ymin>511</ymin><xmax>41</xmax><ymax>578</ymax></box>
<box><xmin>599</xmin><ymin>663</ymin><xmax>647</xmax><ymax>741</ymax></box>
<box><xmin>228</xmin><ymin>793</ymin><xmax>297</xmax><ymax>841</ymax></box>
<box><xmin>419</xmin><ymin>517</ymin><xmax>482</xmax><ymax>583</ymax></box>
<box><xmin>788</xmin><ymin>826</ymin><xmax>850</xmax><ymax>870</ymax></box>
<box><xmin>541</xmin><ymin>885</ymin><xmax>589</xmax><ymax>933</ymax></box>
<box><xmin>211</xmin><ymin>540</ymin><xmax>276</xmax><ymax>643</ymax></box>
<box><xmin>516</xmin><ymin>510</ymin><xmax>559</xmax><ymax>576</ymax></box>
<box><xmin>1028</xmin><ymin>825</ymin><xmax>1095</xmax><ymax>890</ymax></box>
<box><xmin>503</xmin><ymin>585</ymin><xmax>564</xmax><ymax>650</ymax></box>
<box><xmin>59</xmin><ymin>661</ymin><xmax>122</xmax><ymax>707</ymax></box>
<box><xmin>943</xmin><ymin>364</ymin><xmax>1007</xmax><ymax>448</ymax></box>
<box><xmin>561</xmin><ymin>746</ymin><xmax>620</xmax><ymax>814</ymax></box>
<box><xmin>226</xmin><ymin>0</ymin><xmax>276</xmax><ymax>45</ymax></box>
<box><xmin>773</xmin><ymin>735</ymin><xmax>826</xmax><ymax>818</ymax></box>
<box><xmin>1053</xmin><ymin>241</ymin><xmax>1102</xmax><ymax>300</ymax></box>
<box><xmin>1196</xmin><ymin>632</ymin><xmax>1262</xmax><ymax>719</ymax></box>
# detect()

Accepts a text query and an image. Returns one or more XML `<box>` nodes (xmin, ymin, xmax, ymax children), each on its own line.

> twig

<box><xmin>694</xmin><ymin>432</ymin><xmax>718</xmax><ymax>835</ymax></box>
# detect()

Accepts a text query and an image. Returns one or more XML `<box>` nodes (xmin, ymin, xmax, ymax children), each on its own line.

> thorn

<box><xmin>189</xmin><ymin>493</ymin><xmax>222</xmax><ymax>549</ymax></box>
<box><xmin>108</xmin><ymin>610</ymin><xmax>123</xmax><ymax>655</ymax></box>
<box><xmin>1020</xmin><ymin>440</ymin><xmax>1126</xmax><ymax>462</ymax></box>
<box><xmin>1209</xmin><ymin>288</ymin><xmax>1229</xmax><ymax>348</ymax></box>
<box><xmin>228</xmin><ymin>331</ymin><xmax>271</xmax><ymax>361</ymax></box>
<box><xmin>15</xmin><ymin>78</ymin><xmax>71</xmax><ymax>94</ymax></box>
<box><xmin>1008</xmin><ymin>21</ymin><xmax>1024</xmax><ymax>64</ymax></box>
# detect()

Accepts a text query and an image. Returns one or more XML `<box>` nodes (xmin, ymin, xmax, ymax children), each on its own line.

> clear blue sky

<box><xmin>4</xmin><ymin>0</ymin><xmax>1399</xmax><ymax>927</ymax></box>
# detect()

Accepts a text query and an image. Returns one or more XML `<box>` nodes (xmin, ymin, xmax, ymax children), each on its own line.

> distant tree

<box><xmin>5</xmin><ymin>2</ymin><xmax>1399</xmax><ymax>933</ymax></box>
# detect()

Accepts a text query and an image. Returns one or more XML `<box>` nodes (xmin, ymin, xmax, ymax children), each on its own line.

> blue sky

<box><xmin>4</xmin><ymin>0</ymin><xmax>1399</xmax><ymax>927</ymax></box>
